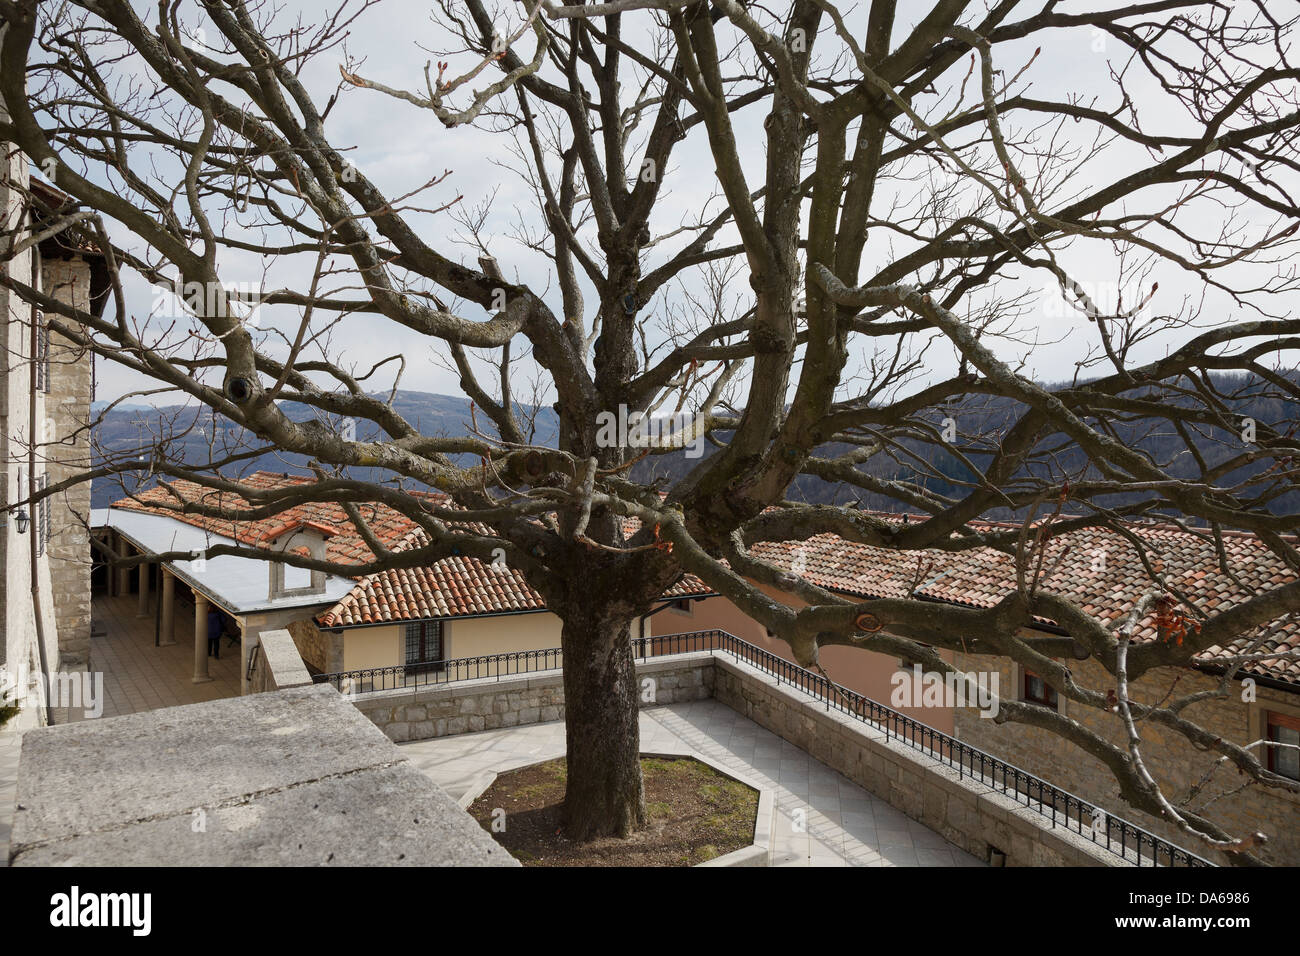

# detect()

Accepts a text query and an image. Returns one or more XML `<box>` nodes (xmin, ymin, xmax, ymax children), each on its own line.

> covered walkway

<box><xmin>61</xmin><ymin>593</ymin><xmax>241</xmax><ymax>722</ymax></box>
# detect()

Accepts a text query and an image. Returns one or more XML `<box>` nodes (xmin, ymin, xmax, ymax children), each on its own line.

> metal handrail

<box><xmin>315</xmin><ymin>627</ymin><xmax>1213</xmax><ymax>867</ymax></box>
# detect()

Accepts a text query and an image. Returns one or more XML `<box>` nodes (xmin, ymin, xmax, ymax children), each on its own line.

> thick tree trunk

<box><xmin>559</xmin><ymin>605</ymin><xmax>646</xmax><ymax>840</ymax></box>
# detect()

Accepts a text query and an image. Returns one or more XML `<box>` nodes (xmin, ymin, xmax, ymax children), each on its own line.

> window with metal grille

<box><xmin>36</xmin><ymin>313</ymin><xmax>50</xmax><ymax>392</ymax></box>
<box><xmin>36</xmin><ymin>474</ymin><xmax>50</xmax><ymax>556</ymax></box>
<box><xmin>404</xmin><ymin>620</ymin><xmax>443</xmax><ymax>671</ymax></box>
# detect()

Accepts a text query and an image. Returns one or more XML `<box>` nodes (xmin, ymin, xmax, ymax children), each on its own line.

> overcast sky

<box><xmin>81</xmin><ymin>0</ymin><xmax>1298</xmax><ymax>413</ymax></box>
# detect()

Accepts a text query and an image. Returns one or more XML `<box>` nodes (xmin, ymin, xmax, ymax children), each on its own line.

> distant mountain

<box><xmin>91</xmin><ymin>376</ymin><xmax>1299</xmax><ymax>518</ymax></box>
<box><xmin>90</xmin><ymin>401</ymin><xmax>156</xmax><ymax>414</ymax></box>
<box><xmin>90</xmin><ymin>390</ymin><xmax>557</xmax><ymax>507</ymax></box>
<box><xmin>628</xmin><ymin>372</ymin><xmax>1300</xmax><ymax>517</ymax></box>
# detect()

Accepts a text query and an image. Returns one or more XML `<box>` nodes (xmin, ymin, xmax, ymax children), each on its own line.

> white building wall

<box><xmin>0</xmin><ymin>136</ymin><xmax>60</xmax><ymax>731</ymax></box>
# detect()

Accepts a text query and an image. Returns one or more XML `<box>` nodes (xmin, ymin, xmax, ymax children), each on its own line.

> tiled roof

<box><xmin>751</xmin><ymin>516</ymin><xmax>1299</xmax><ymax>687</ymax></box>
<box><xmin>110</xmin><ymin>472</ymin><xmax>713</xmax><ymax>628</ymax></box>
<box><xmin>317</xmin><ymin>524</ymin><xmax>714</xmax><ymax>627</ymax></box>
<box><xmin>31</xmin><ymin>177</ymin><xmax>105</xmax><ymax>257</ymax></box>
<box><xmin>110</xmin><ymin>476</ymin><xmax>1297</xmax><ymax>685</ymax></box>
<box><xmin>112</xmin><ymin>472</ymin><xmax>425</xmax><ymax>567</ymax></box>
<box><xmin>317</xmin><ymin>527</ymin><xmax>545</xmax><ymax>624</ymax></box>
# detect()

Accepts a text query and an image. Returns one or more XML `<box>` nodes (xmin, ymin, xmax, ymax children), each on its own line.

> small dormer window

<box><xmin>265</xmin><ymin>521</ymin><xmax>333</xmax><ymax>600</ymax></box>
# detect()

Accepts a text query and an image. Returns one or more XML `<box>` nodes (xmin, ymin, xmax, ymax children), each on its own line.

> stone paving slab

<box><xmin>400</xmin><ymin>699</ymin><xmax>984</xmax><ymax>867</ymax></box>
<box><xmin>14</xmin><ymin>684</ymin><xmax>398</xmax><ymax>846</ymax></box>
<box><xmin>11</xmin><ymin>684</ymin><xmax>514</xmax><ymax>866</ymax></box>
<box><xmin>14</xmin><ymin>761</ymin><xmax>513</xmax><ymax>867</ymax></box>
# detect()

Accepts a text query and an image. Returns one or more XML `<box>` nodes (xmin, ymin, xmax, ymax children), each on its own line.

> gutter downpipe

<box><xmin>637</xmin><ymin>598</ymin><xmax>683</xmax><ymax>644</ymax></box>
<box><xmin>28</xmin><ymin>230</ymin><xmax>50</xmax><ymax>726</ymax></box>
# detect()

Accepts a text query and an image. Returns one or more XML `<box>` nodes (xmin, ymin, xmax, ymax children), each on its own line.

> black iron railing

<box><xmin>317</xmin><ymin>645</ymin><xmax>564</xmax><ymax>695</ymax></box>
<box><xmin>315</xmin><ymin>627</ymin><xmax>1213</xmax><ymax>867</ymax></box>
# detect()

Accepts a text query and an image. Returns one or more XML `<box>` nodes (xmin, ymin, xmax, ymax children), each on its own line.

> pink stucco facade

<box><xmin>645</xmin><ymin>587</ymin><xmax>956</xmax><ymax>735</ymax></box>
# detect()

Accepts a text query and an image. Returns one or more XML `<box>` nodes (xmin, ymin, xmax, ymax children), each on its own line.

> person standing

<box><xmin>207</xmin><ymin>607</ymin><xmax>223</xmax><ymax>659</ymax></box>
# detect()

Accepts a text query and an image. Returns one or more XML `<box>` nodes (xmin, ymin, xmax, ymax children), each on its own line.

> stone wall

<box><xmin>249</xmin><ymin>628</ymin><xmax>314</xmax><ymax>693</ymax></box>
<box><xmin>953</xmin><ymin>651</ymin><xmax>1300</xmax><ymax>866</ymax></box>
<box><xmin>287</xmin><ymin>616</ymin><xmax>341</xmax><ymax>674</ymax></box>
<box><xmin>355</xmin><ymin>653</ymin><xmax>714</xmax><ymax>743</ymax></box>
<box><xmin>345</xmin><ymin>650</ymin><xmax>1156</xmax><ymax>866</ymax></box>
<box><xmin>40</xmin><ymin>256</ymin><xmax>93</xmax><ymax>671</ymax></box>
<box><xmin>709</xmin><ymin>657</ymin><xmax>1118</xmax><ymax>867</ymax></box>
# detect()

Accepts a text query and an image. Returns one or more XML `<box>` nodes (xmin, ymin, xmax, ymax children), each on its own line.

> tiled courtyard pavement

<box><xmin>401</xmin><ymin>699</ymin><xmax>985</xmax><ymax>866</ymax></box>
<box><xmin>64</xmin><ymin>593</ymin><xmax>241</xmax><ymax>721</ymax></box>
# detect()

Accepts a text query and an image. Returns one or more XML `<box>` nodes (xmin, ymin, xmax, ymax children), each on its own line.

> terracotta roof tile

<box><xmin>111</xmin><ymin>478</ymin><xmax>1299</xmax><ymax>685</ymax></box>
<box><xmin>752</xmin><ymin>516</ymin><xmax>1300</xmax><ymax>687</ymax></box>
<box><xmin>110</xmin><ymin>473</ymin><xmax>712</xmax><ymax>629</ymax></box>
<box><xmin>113</xmin><ymin>472</ymin><xmax>424</xmax><ymax>567</ymax></box>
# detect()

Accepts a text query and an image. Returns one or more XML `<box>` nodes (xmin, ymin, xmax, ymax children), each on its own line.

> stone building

<box><xmin>952</xmin><ymin>644</ymin><xmax>1300</xmax><ymax>867</ymax></box>
<box><xmin>94</xmin><ymin>470</ymin><xmax>1300</xmax><ymax>864</ymax></box>
<box><xmin>93</xmin><ymin>471</ymin><xmax>716</xmax><ymax>697</ymax></box>
<box><xmin>734</xmin><ymin>517</ymin><xmax>1300</xmax><ymax>866</ymax></box>
<box><xmin>0</xmin><ymin>144</ymin><xmax>108</xmax><ymax>730</ymax></box>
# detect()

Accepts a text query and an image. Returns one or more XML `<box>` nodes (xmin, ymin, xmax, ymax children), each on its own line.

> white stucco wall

<box><xmin>0</xmin><ymin>138</ymin><xmax>60</xmax><ymax>732</ymax></box>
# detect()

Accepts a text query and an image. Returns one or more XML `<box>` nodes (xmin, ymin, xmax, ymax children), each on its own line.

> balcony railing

<box><xmin>318</xmin><ymin>645</ymin><xmax>564</xmax><ymax>695</ymax></box>
<box><xmin>315</xmin><ymin>627</ymin><xmax>1213</xmax><ymax>868</ymax></box>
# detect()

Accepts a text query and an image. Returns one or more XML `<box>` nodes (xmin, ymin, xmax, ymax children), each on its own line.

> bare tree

<box><xmin>2</xmin><ymin>0</ymin><xmax>1300</xmax><ymax>858</ymax></box>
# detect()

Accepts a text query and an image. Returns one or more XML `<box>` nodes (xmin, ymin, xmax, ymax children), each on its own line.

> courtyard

<box><xmin>400</xmin><ymin>698</ymin><xmax>985</xmax><ymax>867</ymax></box>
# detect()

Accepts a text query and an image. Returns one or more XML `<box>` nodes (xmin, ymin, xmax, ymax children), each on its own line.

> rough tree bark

<box><xmin>557</xmin><ymin>603</ymin><xmax>646</xmax><ymax>840</ymax></box>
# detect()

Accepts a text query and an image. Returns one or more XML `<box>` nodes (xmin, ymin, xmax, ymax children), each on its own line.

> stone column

<box><xmin>108</xmin><ymin>532</ymin><xmax>118</xmax><ymax>596</ymax></box>
<box><xmin>193</xmin><ymin>592</ymin><xmax>212</xmax><ymax>684</ymax></box>
<box><xmin>116</xmin><ymin>537</ymin><xmax>132</xmax><ymax>597</ymax></box>
<box><xmin>105</xmin><ymin>532</ymin><xmax>116</xmax><ymax>597</ymax></box>
<box><xmin>136</xmin><ymin>557</ymin><xmax>151</xmax><ymax>618</ymax></box>
<box><xmin>160</xmin><ymin>568</ymin><xmax>177</xmax><ymax>646</ymax></box>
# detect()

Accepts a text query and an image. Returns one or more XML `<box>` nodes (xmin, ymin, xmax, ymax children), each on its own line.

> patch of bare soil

<box><xmin>468</xmin><ymin>756</ymin><xmax>758</xmax><ymax>866</ymax></box>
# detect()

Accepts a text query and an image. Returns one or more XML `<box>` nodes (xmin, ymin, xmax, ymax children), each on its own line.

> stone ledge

<box><xmin>356</xmin><ymin>656</ymin><xmax>715</xmax><ymax>742</ymax></box>
<box><xmin>256</xmin><ymin>628</ymin><xmax>314</xmax><ymax>690</ymax></box>
<box><xmin>10</xmin><ymin>684</ymin><xmax>515</xmax><ymax>867</ymax></box>
<box><xmin>13</xmin><ymin>761</ymin><xmax>515</xmax><ymax>867</ymax></box>
<box><xmin>355</xmin><ymin>652</ymin><xmax>717</xmax><ymax>703</ymax></box>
